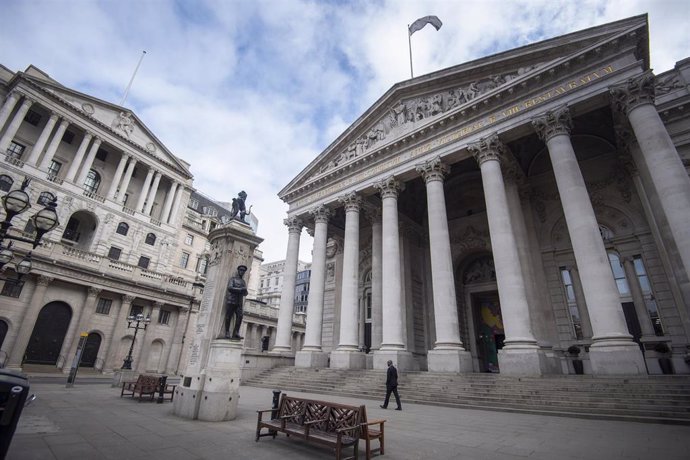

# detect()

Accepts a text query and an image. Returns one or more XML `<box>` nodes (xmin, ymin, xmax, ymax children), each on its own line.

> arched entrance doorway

<box><xmin>80</xmin><ymin>333</ymin><xmax>102</xmax><ymax>368</ymax></box>
<box><xmin>24</xmin><ymin>302</ymin><xmax>72</xmax><ymax>365</ymax></box>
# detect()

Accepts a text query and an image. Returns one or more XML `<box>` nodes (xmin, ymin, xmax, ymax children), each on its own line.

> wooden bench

<box><xmin>120</xmin><ymin>375</ymin><xmax>162</xmax><ymax>402</ymax></box>
<box><xmin>360</xmin><ymin>406</ymin><xmax>385</xmax><ymax>459</ymax></box>
<box><xmin>256</xmin><ymin>394</ymin><xmax>364</xmax><ymax>460</ymax></box>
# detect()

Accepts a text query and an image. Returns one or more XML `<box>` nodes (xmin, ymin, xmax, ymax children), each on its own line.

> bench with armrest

<box><xmin>360</xmin><ymin>405</ymin><xmax>385</xmax><ymax>459</ymax></box>
<box><xmin>121</xmin><ymin>375</ymin><xmax>175</xmax><ymax>402</ymax></box>
<box><xmin>256</xmin><ymin>394</ymin><xmax>364</xmax><ymax>460</ymax></box>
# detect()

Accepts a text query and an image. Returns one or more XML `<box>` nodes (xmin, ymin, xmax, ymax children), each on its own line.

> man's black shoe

<box><xmin>380</xmin><ymin>405</ymin><xmax>387</xmax><ymax>409</ymax></box>
<box><xmin>395</xmin><ymin>407</ymin><xmax>402</xmax><ymax>411</ymax></box>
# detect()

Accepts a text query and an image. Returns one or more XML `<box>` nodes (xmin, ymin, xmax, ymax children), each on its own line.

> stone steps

<box><xmin>242</xmin><ymin>367</ymin><xmax>690</xmax><ymax>424</ymax></box>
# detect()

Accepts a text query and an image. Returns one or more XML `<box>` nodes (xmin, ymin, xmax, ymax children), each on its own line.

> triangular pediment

<box><xmin>280</xmin><ymin>14</ymin><xmax>648</xmax><ymax>201</ymax></box>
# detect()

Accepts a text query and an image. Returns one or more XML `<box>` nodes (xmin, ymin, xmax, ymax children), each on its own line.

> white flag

<box><xmin>408</xmin><ymin>16</ymin><xmax>443</xmax><ymax>36</ymax></box>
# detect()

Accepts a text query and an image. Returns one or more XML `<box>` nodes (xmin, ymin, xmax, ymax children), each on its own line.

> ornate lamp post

<box><xmin>121</xmin><ymin>313</ymin><xmax>151</xmax><ymax>370</ymax></box>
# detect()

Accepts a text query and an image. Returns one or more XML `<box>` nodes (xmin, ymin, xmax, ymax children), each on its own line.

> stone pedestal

<box><xmin>427</xmin><ymin>349</ymin><xmax>473</xmax><ymax>373</ymax></box>
<box><xmin>497</xmin><ymin>347</ymin><xmax>545</xmax><ymax>376</ymax></box>
<box><xmin>373</xmin><ymin>350</ymin><xmax>414</xmax><ymax>371</ymax></box>
<box><xmin>295</xmin><ymin>350</ymin><xmax>329</xmax><ymax>368</ymax></box>
<box><xmin>589</xmin><ymin>342</ymin><xmax>647</xmax><ymax>375</ymax></box>
<box><xmin>330</xmin><ymin>350</ymin><xmax>366</xmax><ymax>369</ymax></box>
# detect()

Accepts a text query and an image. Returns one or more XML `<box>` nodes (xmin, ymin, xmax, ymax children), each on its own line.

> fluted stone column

<box><xmin>26</xmin><ymin>112</ymin><xmax>59</xmax><ymax>166</ymax></box>
<box><xmin>65</xmin><ymin>132</ymin><xmax>93</xmax><ymax>182</ymax></box>
<box><xmin>331</xmin><ymin>193</ymin><xmax>366</xmax><ymax>369</ymax></box>
<box><xmin>76</xmin><ymin>137</ymin><xmax>102</xmax><ymax>185</ymax></box>
<box><xmin>296</xmin><ymin>206</ymin><xmax>330</xmax><ymax>368</ymax></box>
<box><xmin>569</xmin><ymin>266</ymin><xmax>594</xmax><ymax>339</ymax></box>
<box><xmin>372</xmin><ymin>176</ymin><xmax>413</xmax><ymax>370</ymax></box>
<box><xmin>417</xmin><ymin>157</ymin><xmax>473</xmax><ymax>372</ymax></box>
<box><xmin>38</xmin><ymin>118</ymin><xmax>70</xmax><ymax>171</ymax></box>
<box><xmin>135</xmin><ymin>304</ymin><xmax>159</xmax><ymax>372</ymax></box>
<box><xmin>368</xmin><ymin>208</ymin><xmax>383</xmax><ymax>351</ymax></box>
<box><xmin>0</xmin><ymin>96</ymin><xmax>34</xmax><ymax>155</ymax></box>
<box><xmin>136</xmin><ymin>168</ymin><xmax>155</xmax><ymax>212</ymax></box>
<box><xmin>118</xmin><ymin>156</ymin><xmax>137</xmax><ymax>204</ymax></box>
<box><xmin>63</xmin><ymin>287</ymin><xmax>101</xmax><ymax>368</ymax></box>
<box><xmin>7</xmin><ymin>276</ymin><xmax>53</xmax><ymax>368</ymax></box>
<box><xmin>144</xmin><ymin>172</ymin><xmax>162</xmax><ymax>215</ymax></box>
<box><xmin>105</xmin><ymin>294</ymin><xmax>135</xmax><ymax>371</ymax></box>
<box><xmin>272</xmin><ymin>217</ymin><xmax>303</xmax><ymax>353</ymax></box>
<box><xmin>468</xmin><ymin>135</ymin><xmax>542</xmax><ymax>375</ymax></box>
<box><xmin>532</xmin><ymin>106</ymin><xmax>645</xmax><ymax>375</ymax></box>
<box><xmin>0</xmin><ymin>91</ymin><xmax>21</xmax><ymax>131</ymax></box>
<box><xmin>611</xmin><ymin>72</ymin><xmax>690</xmax><ymax>281</ymax></box>
<box><xmin>168</xmin><ymin>184</ymin><xmax>184</xmax><ymax>224</ymax></box>
<box><xmin>166</xmin><ymin>306</ymin><xmax>190</xmax><ymax>373</ymax></box>
<box><xmin>106</xmin><ymin>153</ymin><xmax>129</xmax><ymax>199</ymax></box>
<box><xmin>161</xmin><ymin>181</ymin><xmax>178</xmax><ymax>224</ymax></box>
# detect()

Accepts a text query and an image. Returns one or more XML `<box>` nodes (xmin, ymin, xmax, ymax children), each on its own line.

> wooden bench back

<box><xmin>278</xmin><ymin>395</ymin><xmax>363</xmax><ymax>439</ymax></box>
<box><xmin>138</xmin><ymin>375</ymin><xmax>161</xmax><ymax>389</ymax></box>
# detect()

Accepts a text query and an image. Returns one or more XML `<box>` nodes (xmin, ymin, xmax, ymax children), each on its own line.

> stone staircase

<box><xmin>242</xmin><ymin>367</ymin><xmax>690</xmax><ymax>424</ymax></box>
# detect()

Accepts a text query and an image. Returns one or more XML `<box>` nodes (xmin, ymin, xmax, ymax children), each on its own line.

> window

<box><xmin>138</xmin><ymin>256</ymin><xmax>150</xmax><ymax>269</ymax></box>
<box><xmin>47</xmin><ymin>160</ymin><xmax>62</xmax><ymax>178</ymax></box>
<box><xmin>180</xmin><ymin>252</ymin><xmax>190</xmax><ymax>268</ymax></box>
<box><xmin>116</xmin><ymin>222</ymin><xmax>129</xmax><ymax>236</ymax></box>
<box><xmin>185</xmin><ymin>234</ymin><xmax>194</xmax><ymax>245</ymax></box>
<box><xmin>62</xmin><ymin>130</ymin><xmax>75</xmax><ymax>144</ymax></box>
<box><xmin>83</xmin><ymin>169</ymin><xmax>101</xmax><ymax>193</ymax></box>
<box><xmin>6</xmin><ymin>141</ymin><xmax>25</xmax><ymax>159</ymax></box>
<box><xmin>158</xmin><ymin>309</ymin><xmax>171</xmax><ymax>325</ymax></box>
<box><xmin>37</xmin><ymin>191</ymin><xmax>56</xmax><ymax>206</ymax></box>
<box><xmin>108</xmin><ymin>246</ymin><xmax>122</xmax><ymax>260</ymax></box>
<box><xmin>189</xmin><ymin>198</ymin><xmax>199</xmax><ymax>210</ymax></box>
<box><xmin>608</xmin><ymin>253</ymin><xmax>630</xmax><ymax>296</ymax></box>
<box><xmin>0</xmin><ymin>175</ymin><xmax>14</xmax><ymax>192</ymax></box>
<box><xmin>95</xmin><ymin>298</ymin><xmax>112</xmax><ymax>315</ymax></box>
<box><xmin>129</xmin><ymin>305</ymin><xmax>144</xmax><ymax>317</ymax></box>
<box><xmin>1</xmin><ymin>280</ymin><xmax>24</xmax><ymax>298</ymax></box>
<box><xmin>95</xmin><ymin>148</ymin><xmax>108</xmax><ymax>162</ymax></box>
<box><xmin>196</xmin><ymin>257</ymin><xmax>208</xmax><ymax>275</ymax></box>
<box><xmin>24</xmin><ymin>110</ymin><xmax>41</xmax><ymax>126</ymax></box>
<box><xmin>274</xmin><ymin>277</ymin><xmax>279</xmax><ymax>286</ymax></box>
<box><xmin>633</xmin><ymin>255</ymin><xmax>665</xmax><ymax>336</ymax></box>
<box><xmin>145</xmin><ymin>233</ymin><xmax>156</xmax><ymax>245</ymax></box>
<box><xmin>560</xmin><ymin>267</ymin><xmax>583</xmax><ymax>340</ymax></box>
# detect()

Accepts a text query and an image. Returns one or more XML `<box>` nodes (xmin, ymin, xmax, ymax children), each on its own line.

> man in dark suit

<box><xmin>380</xmin><ymin>360</ymin><xmax>402</xmax><ymax>410</ymax></box>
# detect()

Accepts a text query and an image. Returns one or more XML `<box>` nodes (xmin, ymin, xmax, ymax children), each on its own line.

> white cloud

<box><xmin>1</xmin><ymin>0</ymin><xmax>687</xmax><ymax>263</ymax></box>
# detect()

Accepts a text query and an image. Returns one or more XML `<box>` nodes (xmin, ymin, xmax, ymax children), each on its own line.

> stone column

<box><xmin>368</xmin><ymin>208</ymin><xmax>384</xmax><ymax>351</ymax></box>
<box><xmin>0</xmin><ymin>91</ymin><xmax>21</xmax><ymax>131</ymax></box>
<box><xmin>134</xmin><ymin>304</ymin><xmax>157</xmax><ymax>372</ymax></box>
<box><xmin>0</xmin><ymin>96</ymin><xmax>34</xmax><ymax>154</ymax></box>
<box><xmin>38</xmin><ymin>118</ymin><xmax>70</xmax><ymax>171</ymax></box>
<box><xmin>64</xmin><ymin>132</ymin><xmax>93</xmax><ymax>182</ymax></box>
<box><xmin>611</xmin><ymin>72</ymin><xmax>690</xmax><ymax>281</ymax></box>
<box><xmin>570</xmin><ymin>266</ymin><xmax>594</xmax><ymax>339</ymax></box>
<box><xmin>106</xmin><ymin>153</ymin><xmax>129</xmax><ymax>199</ymax></box>
<box><xmin>7</xmin><ymin>275</ymin><xmax>53</xmax><ymax>368</ymax></box>
<box><xmin>331</xmin><ymin>193</ymin><xmax>365</xmax><ymax>369</ymax></box>
<box><xmin>76</xmin><ymin>137</ymin><xmax>102</xmax><ymax>185</ymax></box>
<box><xmin>161</xmin><ymin>181</ymin><xmax>178</xmax><ymax>224</ymax></box>
<box><xmin>272</xmin><ymin>217</ymin><xmax>303</xmax><ymax>353</ymax></box>
<box><xmin>118</xmin><ymin>156</ymin><xmax>137</xmax><ymax>204</ymax></box>
<box><xmin>373</xmin><ymin>176</ymin><xmax>412</xmax><ymax>370</ymax></box>
<box><xmin>166</xmin><ymin>306</ymin><xmax>190</xmax><ymax>373</ymax></box>
<box><xmin>144</xmin><ymin>172</ymin><xmax>162</xmax><ymax>215</ymax></box>
<box><xmin>532</xmin><ymin>106</ymin><xmax>645</xmax><ymax>375</ymax></box>
<box><xmin>467</xmin><ymin>134</ymin><xmax>542</xmax><ymax>375</ymax></box>
<box><xmin>63</xmin><ymin>287</ymin><xmax>101</xmax><ymax>367</ymax></box>
<box><xmin>417</xmin><ymin>157</ymin><xmax>473</xmax><ymax>372</ymax></box>
<box><xmin>105</xmin><ymin>294</ymin><xmax>135</xmax><ymax>371</ymax></box>
<box><xmin>296</xmin><ymin>206</ymin><xmax>330</xmax><ymax>368</ymax></box>
<box><xmin>136</xmin><ymin>168</ymin><xmax>155</xmax><ymax>212</ymax></box>
<box><xmin>168</xmin><ymin>184</ymin><xmax>184</xmax><ymax>224</ymax></box>
<box><xmin>622</xmin><ymin>257</ymin><xmax>656</xmax><ymax>338</ymax></box>
<box><xmin>26</xmin><ymin>112</ymin><xmax>59</xmax><ymax>166</ymax></box>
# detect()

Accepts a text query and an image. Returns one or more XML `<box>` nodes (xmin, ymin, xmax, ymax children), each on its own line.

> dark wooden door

<box><xmin>80</xmin><ymin>333</ymin><xmax>101</xmax><ymax>367</ymax></box>
<box><xmin>24</xmin><ymin>302</ymin><xmax>72</xmax><ymax>365</ymax></box>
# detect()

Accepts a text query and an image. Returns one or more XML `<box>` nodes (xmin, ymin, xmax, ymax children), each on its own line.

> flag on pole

<box><xmin>408</xmin><ymin>15</ymin><xmax>443</xmax><ymax>36</ymax></box>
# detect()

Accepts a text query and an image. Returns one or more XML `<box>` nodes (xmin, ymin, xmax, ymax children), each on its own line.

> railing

<box><xmin>150</xmin><ymin>217</ymin><xmax>161</xmax><ymax>227</ymax></box>
<box><xmin>62</xmin><ymin>245</ymin><xmax>101</xmax><ymax>263</ymax></box>
<box><xmin>4</xmin><ymin>155</ymin><xmax>24</xmax><ymax>168</ymax></box>
<box><xmin>83</xmin><ymin>189</ymin><xmax>106</xmax><ymax>203</ymax></box>
<box><xmin>46</xmin><ymin>174</ymin><xmax>63</xmax><ymax>185</ymax></box>
<box><xmin>108</xmin><ymin>259</ymin><xmax>134</xmax><ymax>273</ymax></box>
<box><xmin>122</xmin><ymin>206</ymin><xmax>136</xmax><ymax>215</ymax></box>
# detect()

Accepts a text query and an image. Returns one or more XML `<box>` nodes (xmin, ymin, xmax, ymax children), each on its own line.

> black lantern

<box><xmin>121</xmin><ymin>313</ymin><xmax>151</xmax><ymax>370</ymax></box>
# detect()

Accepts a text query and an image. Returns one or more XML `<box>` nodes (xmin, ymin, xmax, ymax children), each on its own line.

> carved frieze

<box><xmin>450</xmin><ymin>225</ymin><xmax>489</xmax><ymax>253</ymax></box>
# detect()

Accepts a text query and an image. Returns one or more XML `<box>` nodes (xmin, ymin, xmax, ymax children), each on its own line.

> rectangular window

<box><xmin>47</xmin><ymin>160</ymin><xmax>62</xmax><ymax>177</ymax></box>
<box><xmin>196</xmin><ymin>257</ymin><xmax>208</xmax><ymax>275</ymax></box>
<box><xmin>560</xmin><ymin>267</ymin><xmax>583</xmax><ymax>340</ymax></box>
<box><xmin>185</xmin><ymin>234</ymin><xmax>194</xmax><ymax>245</ymax></box>
<box><xmin>62</xmin><ymin>130</ymin><xmax>75</xmax><ymax>144</ymax></box>
<box><xmin>180</xmin><ymin>252</ymin><xmax>190</xmax><ymax>269</ymax></box>
<box><xmin>189</xmin><ymin>198</ymin><xmax>199</xmax><ymax>210</ymax></box>
<box><xmin>108</xmin><ymin>246</ymin><xmax>122</xmax><ymax>260</ymax></box>
<box><xmin>129</xmin><ymin>305</ymin><xmax>144</xmax><ymax>317</ymax></box>
<box><xmin>633</xmin><ymin>255</ymin><xmax>665</xmax><ymax>336</ymax></box>
<box><xmin>158</xmin><ymin>309</ymin><xmax>171</xmax><ymax>325</ymax></box>
<box><xmin>138</xmin><ymin>256</ymin><xmax>150</xmax><ymax>269</ymax></box>
<box><xmin>0</xmin><ymin>280</ymin><xmax>24</xmax><ymax>298</ymax></box>
<box><xmin>24</xmin><ymin>110</ymin><xmax>41</xmax><ymax>126</ymax></box>
<box><xmin>95</xmin><ymin>298</ymin><xmax>112</xmax><ymax>315</ymax></box>
<box><xmin>6</xmin><ymin>141</ymin><xmax>25</xmax><ymax>159</ymax></box>
<box><xmin>95</xmin><ymin>148</ymin><xmax>108</xmax><ymax>162</ymax></box>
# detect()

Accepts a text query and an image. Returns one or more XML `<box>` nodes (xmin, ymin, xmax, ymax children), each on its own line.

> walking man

<box><xmin>380</xmin><ymin>360</ymin><xmax>402</xmax><ymax>410</ymax></box>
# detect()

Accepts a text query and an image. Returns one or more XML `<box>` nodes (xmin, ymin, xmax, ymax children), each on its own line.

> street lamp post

<box><xmin>121</xmin><ymin>313</ymin><xmax>151</xmax><ymax>370</ymax></box>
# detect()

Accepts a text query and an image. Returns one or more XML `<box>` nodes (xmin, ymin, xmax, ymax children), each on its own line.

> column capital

<box><xmin>284</xmin><ymin>216</ymin><xmax>303</xmax><ymax>233</ymax></box>
<box><xmin>531</xmin><ymin>105</ymin><xmax>572</xmax><ymax>142</ymax></box>
<box><xmin>610</xmin><ymin>71</ymin><xmax>655</xmax><ymax>115</ymax></box>
<box><xmin>92</xmin><ymin>136</ymin><xmax>103</xmax><ymax>145</ymax></box>
<box><xmin>87</xmin><ymin>287</ymin><xmax>102</xmax><ymax>297</ymax></box>
<box><xmin>20</xmin><ymin>95</ymin><xmax>36</xmax><ymax>106</ymax></box>
<box><xmin>374</xmin><ymin>176</ymin><xmax>404</xmax><ymax>199</ymax></box>
<box><xmin>467</xmin><ymin>133</ymin><xmax>506</xmax><ymax>166</ymax></box>
<box><xmin>416</xmin><ymin>156</ymin><xmax>449</xmax><ymax>184</ymax></box>
<box><xmin>4</xmin><ymin>90</ymin><xmax>21</xmax><ymax>102</ymax></box>
<box><xmin>47</xmin><ymin>112</ymin><xmax>60</xmax><ymax>122</ymax></box>
<box><xmin>58</xmin><ymin>118</ymin><xmax>71</xmax><ymax>127</ymax></box>
<box><xmin>122</xmin><ymin>294</ymin><xmax>136</xmax><ymax>304</ymax></box>
<box><xmin>309</xmin><ymin>204</ymin><xmax>331</xmax><ymax>224</ymax></box>
<box><xmin>338</xmin><ymin>191</ymin><xmax>362</xmax><ymax>212</ymax></box>
<box><xmin>37</xmin><ymin>275</ymin><xmax>54</xmax><ymax>286</ymax></box>
<box><xmin>153</xmin><ymin>301</ymin><xmax>165</xmax><ymax>308</ymax></box>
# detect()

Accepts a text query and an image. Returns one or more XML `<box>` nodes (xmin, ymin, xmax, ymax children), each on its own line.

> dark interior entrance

<box><xmin>472</xmin><ymin>291</ymin><xmax>504</xmax><ymax>372</ymax></box>
<box><xmin>80</xmin><ymin>333</ymin><xmax>101</xmax><ymax>368</ymax></box>
<box><xmin>24</xmin><ymin>302</ymin><xmax>72</xmax><ymax>365</ymax></box>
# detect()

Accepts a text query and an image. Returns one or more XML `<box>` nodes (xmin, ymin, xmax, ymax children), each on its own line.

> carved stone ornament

<box><xmin>37</xmin><ymin>275</ymin><xmax>54</xmax><ymax>286</ymax></box>
<box><xmin>112</xmin><ymin>111</ymin><xmax>134</xmax><ymax>138</ymax></box>
<box><xmin>338</xmin><ymin>192</ymin><xmax>362</xmax><ymax>212</ymax></box>
<box><xmin>655</xmin><ymin>71</ymin><xmax>685</xmax><ymax>95</ymax></box>
<box><xmin>610</xmin><ymin>71</ymin><xmax>655</xmax><ymax>115</ymax></box>
<box><xmin>122</xmin><ymin>294</ymin><xmax>136</xmax><ymax>304</ymax></box>
<box><xmin>374</xmin><ymin>176</ymin><xmax>404</xmax><ymax>200</ymax></box>
<box><xmin>310</xmin><ymin>205</ymin><xmax>331</xmax><ymax>224</ymax></box>
<box><xmin>450</xmin><ymin>225</ymin><xmax>489</xmax><ymax>253</ymax></box>
<box><xmin>531</xmin><ymin>105</ymin><xmax>572</xmax><ymax>142</ymax></box>
<box><xmin>416</xmin><ymin>156</ymin><xmax>448</xmax><ymax>184</ymax></box>
<box><xmin>467</xmin><ymin>133</ymin><xmax>506</xmax><ymax>166</ymax></box>
<box><xmin>326</xmin><ymin>238</ymin><xmax>340</xmax><ymax>258</ymax></box>
<box><xmin>284</xmin><ymin>216</ymin><xmax>303</xmax><ymax>233</ymax></box>
<box><xmin>81</xmin><ymin>103</ymin><xmax>95</xmax><ymax>115</ymax></box>
<box><xmin>462</xmin><ymin>255</ymin><xmax>496</xmax><ymax>284</ymax></box>
<box><xmin>87</xmin><ymin>287</ymin><xmax>102</xmax><ymax>297</ymax></box>
<box><xmin>145</xmin><ymin>142</ymin><xmax>157</xmax><ymax>153</ymax></box>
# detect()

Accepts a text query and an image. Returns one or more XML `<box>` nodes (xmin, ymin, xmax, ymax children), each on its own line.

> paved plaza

<box><xmin>7</xmin><ymin>378</ymin><xmax>690</xmax><ymax>460</ymax></box>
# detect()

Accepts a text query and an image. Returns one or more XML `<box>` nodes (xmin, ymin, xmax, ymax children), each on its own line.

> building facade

<box><xmin>275</xmin><ymin>16</ymin><xmax>690</xmax><ymax>376</ymax></box>
<box><xmin>0</xmin><ymin>64</ymin><xmax>200</xmax><ymax>374</ymax></box>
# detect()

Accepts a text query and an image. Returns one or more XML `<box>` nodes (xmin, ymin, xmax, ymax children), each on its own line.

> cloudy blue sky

<box><xmin>1</xmin><ymin>0</ymin><xmax>688</xmax><ymax>263</ymax></box>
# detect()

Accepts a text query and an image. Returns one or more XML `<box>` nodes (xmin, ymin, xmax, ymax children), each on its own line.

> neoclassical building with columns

<box><xmin>274</xmin><ymin>15</ymin><xmax>690</xmax><ymax>376</ymax></box>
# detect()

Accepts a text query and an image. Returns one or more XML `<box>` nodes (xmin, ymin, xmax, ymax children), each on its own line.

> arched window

<box><xmin>37</xmin><ymin>191</ymin><xmax>56</xmax><ymax>206</ymax></box>
<box><xmin>145</xmin><ymin>233</ymin><xmax>156</xmax><ymax>245</ymax></box>
<box><xmin>0</xmin><ymin>175</ymin><xmax>13</xmax><ymax>192</ymax></box>
<box><xmin>116</xmin><ymin>222</ymin><xmax>129</xmax><ymax>236</ymax></box>
<box><xmin>83</xmin><ymin>169</ymin><xmax>101</xmax><ymax>193</ymax></box>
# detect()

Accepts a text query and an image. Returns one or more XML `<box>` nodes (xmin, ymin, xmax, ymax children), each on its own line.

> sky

<box><xmin>1</xmin><ymin>0</ymin><xmax>688</xmax><ymax>264</ymax></box>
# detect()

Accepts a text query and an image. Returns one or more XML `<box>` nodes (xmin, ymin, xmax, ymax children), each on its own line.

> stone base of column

<box><xmin>173</xmin><ymin>340</ymin><xmax>242</xmax><ymax>421</ymax></box>
<box><xmin>373</xmin><ymin>350</ymin><xmax>414</xmax><ymax>372</ymax></box>
<box><xmin>269</xmin><ymin>346</ymin><xmax>294</xmax><ymax>356</ymax></box>
<box><xmin>589</xmin><ymin>342</ymin><xmax>646</xmax><ymax>375</ymax></box>
<box><xmin>295</xmin><ymin>350</ymin><xmax>329</xmax><ymax>368</ymax></box>
<box><xmin>498</xmin><ymin>347</ymin><xmax>545</xmax><ymax>376</ymax></box>
<box><xmin>428</xmin><ymin>349</ymin><xmax>473</xmax><ymax>373</ymax></box>
<box><xmin>329</xmin><ymin>350</ymin><xmax>366</xmax><ymax>369</ymax></box>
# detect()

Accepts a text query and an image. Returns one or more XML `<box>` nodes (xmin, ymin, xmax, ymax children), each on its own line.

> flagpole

<box><xmin>408</xmin><ymin>25</ymin><xmax>414</xmax><ymax>78</ymax></box>
<box><xmin>119</xmin><ymin>50</ymin><xmax>147</xmax><ymax>107</ymax></box>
